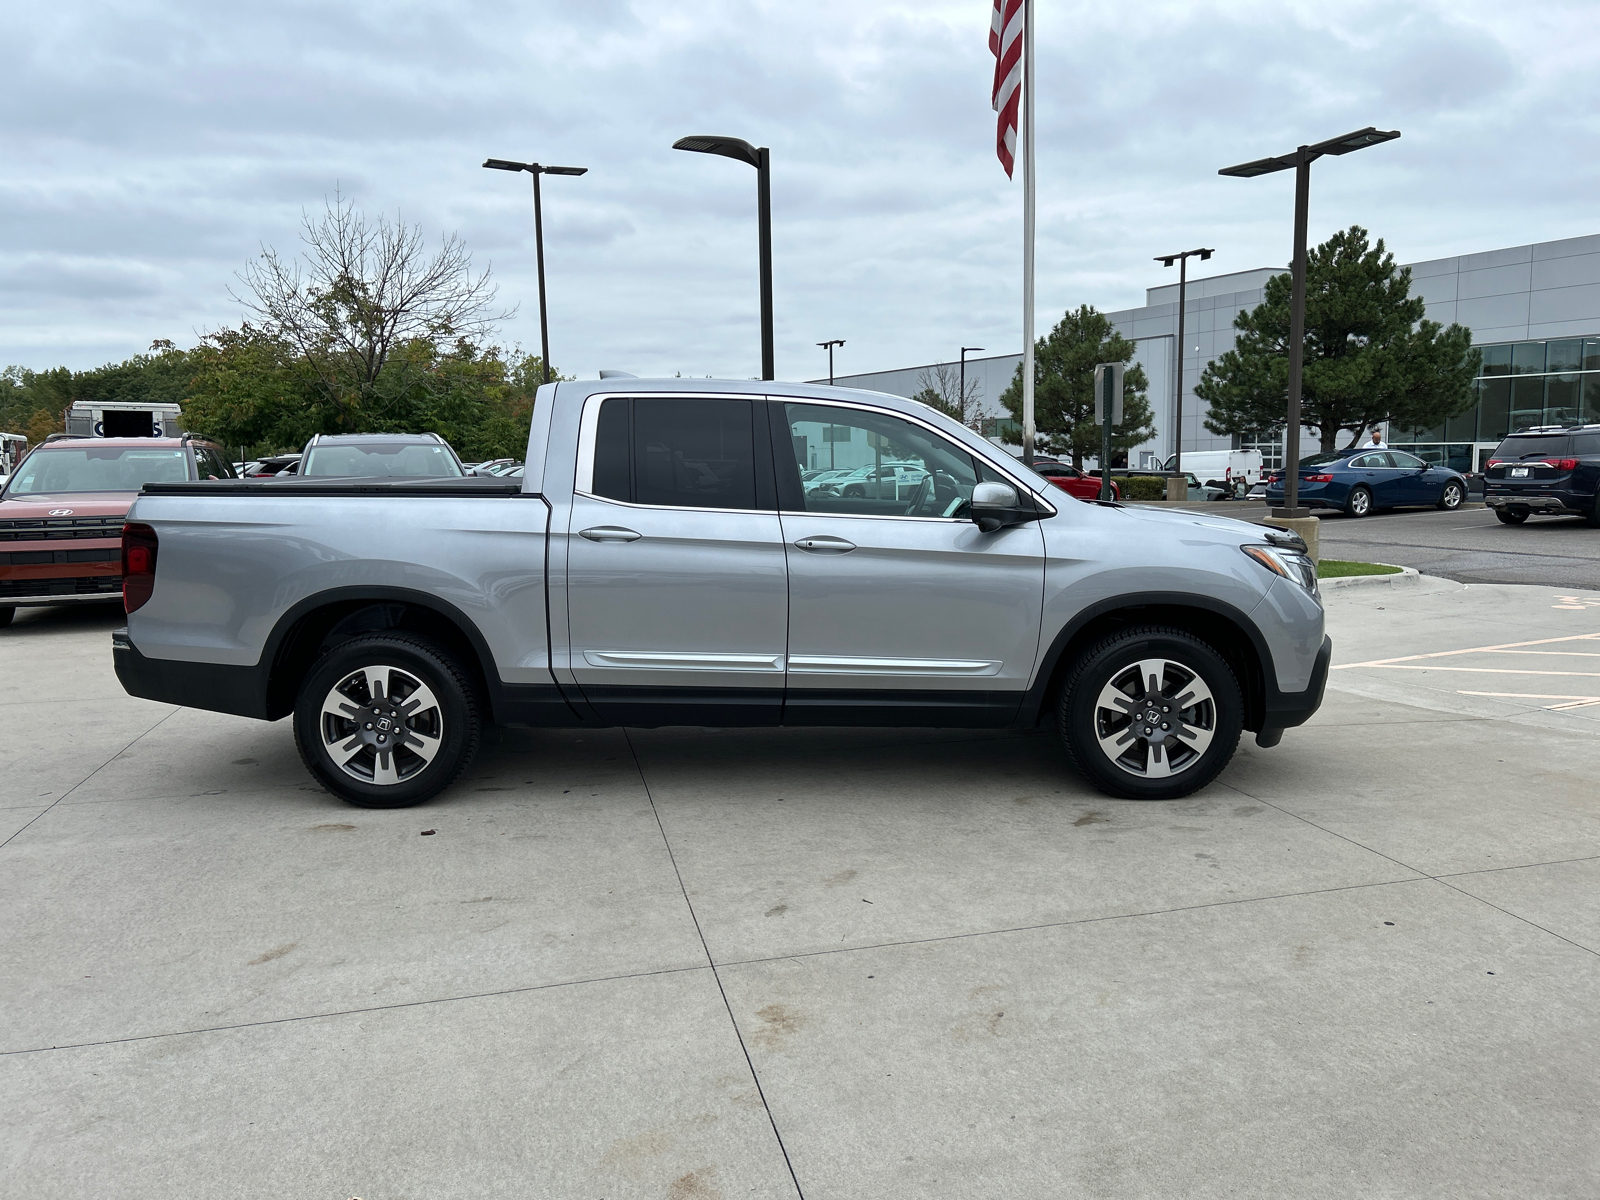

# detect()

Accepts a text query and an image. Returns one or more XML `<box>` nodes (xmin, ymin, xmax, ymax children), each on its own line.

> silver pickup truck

<box><xmin>113</xmin><ymin>378</ymin><xmax>1329</xmax><ymax>807</ymax></box>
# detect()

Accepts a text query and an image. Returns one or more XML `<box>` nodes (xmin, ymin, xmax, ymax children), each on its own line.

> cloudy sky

<box><xmin>3</xmin><ymin>0</ymin><xmax>1597</xmax><ymax>385</ymax></box>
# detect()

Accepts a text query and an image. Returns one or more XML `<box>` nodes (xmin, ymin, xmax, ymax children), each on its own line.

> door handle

<box><xmin>794</xmin><ymin>535</ymin><xmax>856</xmax><ymax>553</ymax></box>
<box><xmin>579</xmin><ymin>526</ymin><xmax>642</xmax><ymax>542</ymax></box>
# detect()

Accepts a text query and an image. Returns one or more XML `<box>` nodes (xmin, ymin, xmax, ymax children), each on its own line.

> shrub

<box><xmin>1123</xmin><ymin>475</ymin><xmax>1167</xmax><ymax>501</ymax></box>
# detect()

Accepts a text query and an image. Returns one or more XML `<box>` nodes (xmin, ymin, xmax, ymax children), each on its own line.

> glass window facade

<box><xmin>1394</xmin><ymin>336</ymin><xmax>1600</xmax><ymax>465</ymax></box>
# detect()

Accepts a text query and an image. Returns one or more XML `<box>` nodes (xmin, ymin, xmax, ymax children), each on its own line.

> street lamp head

<box><xmin>541</xmin><ymin>165</ymin><xmax>588</xmax><ymax>176</ymax></box>
<box><xmin>816</xmin><ymin>339</ymin><xmax>845</xmax><ymax>349</ymax></box>
<box><xmin>483</xmin><ymin>158</ymin><xmax>533</xmax><ymax>173</ymax></box>
<box><xmin>1198</xmin><ymin>248</ymin><xmax>1213</xmax><ymax>261</ymax></box>
<box><xmin>1219</xmin><ymin>127</ymin><xmax>1400</xmax><ymax>177</ymax></box>
<box><xmin>962</xmin><ymin>346</ymin><xmax>985</xmax><ymax>353</ymax></box>
<box><xmin>672</xmin><ymin>135</ymin><xmax>763</xmax><ymax>169</ymax></box>
<box><xmin>1156</xmin><ymin>256</ymin><xmax>1175</xmax><ymax>266</ymax></box>
<box><xmin>1318</xmin><ymin>127</ymin><xmax>1401</xmax><ymax>156</ymax></box>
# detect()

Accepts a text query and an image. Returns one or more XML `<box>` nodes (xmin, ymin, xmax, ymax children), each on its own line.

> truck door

<box><xmin>565</xmin><ymin>393</ymin><xmax>788</xmax><ymax>725</ymax></box>
<box><xmin>773</xmin><ymin>401</ymin><xmax>1046</xmax><ymax>727</ymax></box>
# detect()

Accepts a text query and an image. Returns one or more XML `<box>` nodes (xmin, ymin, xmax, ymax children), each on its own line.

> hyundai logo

<box><xmin>49</xmin><ymin>509</ymin><xmax>74</xmax><ymax>516</ymax></box>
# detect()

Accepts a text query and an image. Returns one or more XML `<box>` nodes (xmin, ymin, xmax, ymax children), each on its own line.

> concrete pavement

<box><xmin>3</xmin><ymin>587</ymin><xmax>1598</xmax><ymax>1198</ymax></box>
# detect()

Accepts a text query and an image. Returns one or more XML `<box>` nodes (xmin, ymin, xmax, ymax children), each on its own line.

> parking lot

<box><xmin>4</xmin><ymin>577</ymin><xmax>1599</xmax><ymax>1199</ymax></box>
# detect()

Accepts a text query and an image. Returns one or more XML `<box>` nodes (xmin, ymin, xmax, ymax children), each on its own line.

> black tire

<box><xmin>843</xmin><ymin>485</ymin><xmax>864</xmax><ymax>498</ymax></box>
<box><xmin>1586</xmin><ymin>494</ymin><xmax>1600</xmax><ymax>529</ymax></box>
<box><xmin>0</xmin><ymin>607</ymin><xmax>13</xmax><ymax>629</ymax></box>
<box><xmin>293</xmin><ymin>633</ymin><xmax>480</xmax><ymax>808</ymax></box>
<box><xmin>1494</xmin><ymin>508</ymin><xmax>1529</xmax><ymax>525</ymax></box>
<box><xmin>1059</xmin><ymin>626</ymin><xmax>1243</xmax><ymax>800</ymax></box>
<box><xmin>1438</xmin><ymin>480</ymin><xmax>1465</xmax><ymax>511</ymax></box>
<box><xmin>1344</xmin><ymin>486</ymin><xmax>1372</xmax><ymax>518</ymax></box>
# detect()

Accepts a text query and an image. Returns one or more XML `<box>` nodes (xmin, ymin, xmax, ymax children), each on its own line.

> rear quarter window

<box><xmin>1572</xmin><ymin>433</ymin><xmax>1600</xmax><ymax>456</ymax></box>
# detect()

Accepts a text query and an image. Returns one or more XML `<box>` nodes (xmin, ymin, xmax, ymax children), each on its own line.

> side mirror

<box><xmin>971</xmin><ymin>480</ymin><xmax>1035</xmax><ymax>532</ymax></box>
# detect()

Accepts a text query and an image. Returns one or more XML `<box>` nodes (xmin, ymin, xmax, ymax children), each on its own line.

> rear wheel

<box><xmin>1495</xmin><ymin>508</ymin><xmax>1529</xmax><ymax>525</ymax></box>
<box><xmin>1059</xmin><ymin>627</ymin><xmax>1243</xmax><ymax>800</ymax></box>
<box><xmin>0</xmin><ymin>607</ymin><xmax>13</xmax><ymax>629</ymax></box>
<box><xmin>1438</xmin><ymin>480</ymin><xmax>1464</xmax><ymax>510</ymax></box>
<box><xmin>293</xmin><ymin>633</ymin><xmax>480</xmax><ymax>808</ymax></box>
<box><xmin>1587</xmin><ymin>494</ymin><xmax>1600</xmax><ymax>529</ymax></box>
<box><xmin>1344</xmin><ymin>486</ymin><xmax>1372</xmax><ymax>518</ymax></box>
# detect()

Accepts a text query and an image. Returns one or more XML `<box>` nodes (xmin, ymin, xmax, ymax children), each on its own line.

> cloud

<box><xmin>0</xmin><ymin>0</ymin><xmax>1595</xmax><ymax>387</ymax></box>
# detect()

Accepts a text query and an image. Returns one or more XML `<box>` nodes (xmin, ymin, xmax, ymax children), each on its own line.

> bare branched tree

<box><xmin>235</xmin><ymin>192</ymin><xmax>513</xmax><ymax>429</ymax></box>
<box><xmin>911</xmin><ymin>362</ymin><xmax>985</xmax><ymax>431</ymax></box>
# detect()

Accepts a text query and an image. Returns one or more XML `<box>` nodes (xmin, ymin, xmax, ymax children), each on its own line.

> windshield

<box><xmin>301</xmin><ymin>442</ymin><xmax>462</xmax><ymax>478</ymax></box>
<box><xmin>1494</xmin><ymin>435</ymin><xmax>1570</xmax><ymax>460</ymax></box>
<box><xmin>4</xmin><ymin>446</ymin><xmax>189</xmax><ymax>495</ymax></box>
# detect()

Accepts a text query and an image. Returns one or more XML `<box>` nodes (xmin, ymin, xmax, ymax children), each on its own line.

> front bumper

<box><xmin>1261</xmin><ymin>634</ymin><xmax>1332</xmax><ymax>732</ymax></box>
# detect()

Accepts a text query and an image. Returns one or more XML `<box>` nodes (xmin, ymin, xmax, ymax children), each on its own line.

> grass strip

<box><xmin>1318</xmin><ymin>559</ymin><xmax>1403</xmax><ymax>579</ymax></box>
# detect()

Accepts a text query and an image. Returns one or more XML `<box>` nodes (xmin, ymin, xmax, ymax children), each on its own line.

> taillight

<box><xmin>122</xmin><ymin>522</ymin><xmax>158</xmax><ymax>613</ymax></box>
<box><xmin>1303</xmin><ymin>473</ymin><xmax>1333</xmax><ymax>482</ymax></box>
<box><xmin>1486</xmin><ymin>459</ymin><xmax>1503</xmax><ymax>468</ymax></box>
<box><xmin>1556</xmin><ymin>458</ymin><xmax>1578</xmax><ymax>471</ymax></box>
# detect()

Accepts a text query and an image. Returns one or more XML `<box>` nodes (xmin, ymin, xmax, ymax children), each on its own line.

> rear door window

<box><xmin>588</xmin><ymin>397</ymin><xmax>758</xmax><ymax>510</ymax></box>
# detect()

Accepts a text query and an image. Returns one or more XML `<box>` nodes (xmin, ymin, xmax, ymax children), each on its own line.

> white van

<box><xmin>1163</xmin><ymin>449</ymin><xmax>1264</xmax><ymax>489</ymax></box>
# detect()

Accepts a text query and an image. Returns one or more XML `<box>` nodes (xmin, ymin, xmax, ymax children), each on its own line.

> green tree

<box><xmin>1196</xmin><ymin>225</ymin><xmax>1480</xmax><ymax>452</ymax></box>
<box><xmin>999</xmin><ymin>305</ymin><xmax>1154</xmax><ymax>467</ymax></box>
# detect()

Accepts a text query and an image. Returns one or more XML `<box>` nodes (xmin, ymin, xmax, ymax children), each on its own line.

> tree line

<box><xmin>1</xmin><ymin>196</ymin><xmax>556</xmax><ymax>462</ymax></box>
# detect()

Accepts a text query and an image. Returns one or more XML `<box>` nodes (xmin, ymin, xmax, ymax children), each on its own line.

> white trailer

<box><xmin>1163</xmin><ymin>449</ymin><xmax>1264</xmax><ymax>488</ymax></box>
<box><xmin>66</xmin><ymin>401</ymin><xmax>184</xmax><ymax>439</ymax></box>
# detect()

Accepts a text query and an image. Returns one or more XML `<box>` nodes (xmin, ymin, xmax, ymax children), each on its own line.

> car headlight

<box><xmin>1243</xmin><ymin>544</ymin><xmax>1319</xmax><ymax>595</ymax></box>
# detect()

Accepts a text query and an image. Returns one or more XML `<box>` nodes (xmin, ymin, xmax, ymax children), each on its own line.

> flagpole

<box><xmin>1020</xmin><ymin>0</ymin><xmax>1036</xmax><ymax>467</ymax></box>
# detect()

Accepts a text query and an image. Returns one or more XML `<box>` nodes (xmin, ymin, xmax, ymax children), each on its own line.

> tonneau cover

<box><xmin>141</xmin><ymin>476</ymin><xmax>527</xmax><ymax>497</ymax></box>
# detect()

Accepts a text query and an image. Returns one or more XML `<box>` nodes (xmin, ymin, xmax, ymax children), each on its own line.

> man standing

<box><xmin>1365</xmin><ymin>427</ymin><xmax>1389</xmax><ymax>450</ymax></box>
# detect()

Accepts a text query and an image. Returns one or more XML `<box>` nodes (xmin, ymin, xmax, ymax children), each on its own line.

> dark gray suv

<box><xmin>1483</xmin><ymin>426</ymin><xmax>1600</xmax><ymax>526</ymax></box>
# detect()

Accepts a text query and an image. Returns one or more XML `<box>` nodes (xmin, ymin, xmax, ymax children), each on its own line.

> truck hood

<box><xmin>0</xmin><ymin>492</ymin><xmax>137</xmax><ymax>519</ymax></box>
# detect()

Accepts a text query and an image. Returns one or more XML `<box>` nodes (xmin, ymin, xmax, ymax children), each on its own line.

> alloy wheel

<box><xmin>319</xmin><ymin>665</ymin><xmax>444</xmax><ymax>786</ymax></box>
<box><xmin>1092</xmin><ymin>658</ymin><xmax>1217</xmax><ymax>779</ymax></box>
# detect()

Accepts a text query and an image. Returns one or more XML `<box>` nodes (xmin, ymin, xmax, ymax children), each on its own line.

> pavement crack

<box><xmin>622</xmin><ymin>728</ymin><xmax>807</xmax><ymax>1200</ymax></box>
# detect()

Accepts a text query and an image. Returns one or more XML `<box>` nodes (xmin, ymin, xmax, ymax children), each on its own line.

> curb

<box><xmin>1320</xmin><ymin>565</ymin><xmax>1420</xmax><ymax>590</ymax></box>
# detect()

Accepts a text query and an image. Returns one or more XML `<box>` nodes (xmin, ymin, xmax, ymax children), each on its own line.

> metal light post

<box><xmin>673</xmin><ymin>136</ymin><xmax>774</xmax><ymax>381</ymax></box>
<box><xmin>817</xmin><ymin>339</ymin><xmax>844</xmax><ymax>385</ymax></box>
<box><xmin>482</xmin><ymin>158</ymin><xmax>587</xmax><ymax>385</ymax></box>
<box><xmin>1219</xmin><ymin>127</ymin><xmax>1399</xmax><ymax>519</ymax></box>
<box><xmin>960</xmin><ymin>346</ymin><xmax>984</xmax><ymax>426</ymax></box>
<box><xmin>1153</xmin><ymin>249</ymin><xmax>1213</xmax><ymax>474</ymax></box>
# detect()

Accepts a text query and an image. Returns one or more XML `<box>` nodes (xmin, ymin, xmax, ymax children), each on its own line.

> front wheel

<box><xmin>1344</xmin><ymin>486</ymin><xmax>1372</xmax><ymax>518</ymax></box>
<box><xmin>293</xmin><ymin>633</ymin><xmax>481</xmax><ymax>807</ymax></box>
<box><xmin>1059</xmin><ymin>627</ymin><xmax>1243</xmax><ymax>800</ymax></box>
<box><xmin>1438</xmin><ymin>480</ymin><xmax>1464</xmax><ymax>510</ymax></box>
<box><xmin>1494</xmin><ymin>508</ymin><xmax>1529</xmax><ymax>525</ymax></box>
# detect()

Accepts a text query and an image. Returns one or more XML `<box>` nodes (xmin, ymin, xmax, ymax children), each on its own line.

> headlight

<box><xmin>1242</xmin><ymin>544</ymin><xmax>1319</xmax><ymax>595</ymax></box>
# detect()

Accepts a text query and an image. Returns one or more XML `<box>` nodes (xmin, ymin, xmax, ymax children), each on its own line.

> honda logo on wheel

<box><xmin>49</xmin><ymin>509</ymin><xmax>74</xmax><ymax>516</ymax></box>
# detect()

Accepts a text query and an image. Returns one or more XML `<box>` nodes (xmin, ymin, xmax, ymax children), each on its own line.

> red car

<box><xmin>1030</xmin><ymin>458</ymin><xmax>1122</xmax><ymax>501</ymax></box>
<box><xmin>0</xmin><ymin>435</ymin><xmax>233</xmax><ymax>627</ymax></box>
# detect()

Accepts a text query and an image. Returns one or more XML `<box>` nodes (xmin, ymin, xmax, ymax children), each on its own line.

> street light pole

<box><xmin>1219</xmin><ymin>126</ymin><xmax>1399</xmax><ymax>520</ymax></box>
<box><xmin>960</xmin><ymin>346</ymin><xmax>984</xmax><ymax>426</ymax></box>
<box><xmin>482</xmin><ymin>157</ymin><xmax>588</xmax><ymax>386</ymax></box>
<box><xmin>1153</xmin><ymin>248</ymin><xmax>1214</xmax><ymax>475</ymax></box>
<box><xmin>673</xmin><ymin>135</ymin><xmax>775</xmax><ymax>380</ymax></box>
<box><xmin>817</xmin><ymin>339</ymin><xmax>844</xmax><ymax>385</ymax></box>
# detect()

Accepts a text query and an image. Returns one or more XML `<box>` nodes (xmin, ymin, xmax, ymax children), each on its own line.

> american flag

<box><xmin>990</xmin><ymin>0</ymin><xmax>1024</xmax><ymax>177</ymax></box>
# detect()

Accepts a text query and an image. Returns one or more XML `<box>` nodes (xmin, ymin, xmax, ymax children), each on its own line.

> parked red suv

<box><xmin>0</xmin><ymin>435</ymin><xmax>233</xmax><ymax>627</ymax></box>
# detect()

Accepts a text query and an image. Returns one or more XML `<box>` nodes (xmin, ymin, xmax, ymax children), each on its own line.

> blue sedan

<box><xmin>1264</xmin><ymin>448</ymin><xmax>1468</xmax><ymax>517</ymax></box>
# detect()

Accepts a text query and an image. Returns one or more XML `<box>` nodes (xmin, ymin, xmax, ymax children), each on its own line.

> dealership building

<box><xmin>820</xmin><ymin>232</ymin><xmax>1600</xmax><ymax>476</ymax></box>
